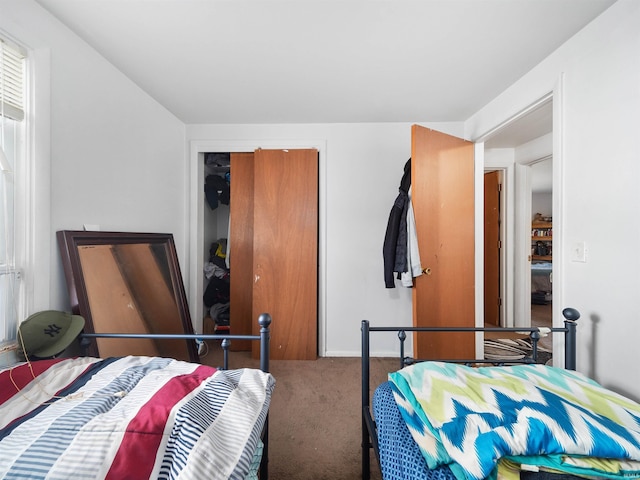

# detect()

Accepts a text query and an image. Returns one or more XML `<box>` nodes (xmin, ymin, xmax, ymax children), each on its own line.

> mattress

<box><xmin>531</xmin><ymin>261</ymin><xmax>552</xmax><ymax>293</ymax></box>
<box><xmin>374</xmin><ymin>365</ymin><xmax>640</xmax><ymax>480</ymax></box>
<box><xmin>389</xmin><ymin>361</ymin><xmax>640</xmax><ymax>480</ymax></box>
<box><xmin>0</xmin><ymin>356</ymin><xmax>275</xmax><ymax>480</ymax></box>
<box><xmin>373</xmin><ymin>381</ymin><xmax>453</xmax><ymax>480</ymax></box>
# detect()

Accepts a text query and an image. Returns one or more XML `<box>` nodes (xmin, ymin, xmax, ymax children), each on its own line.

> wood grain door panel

<box><xmin>484</xmin><ymin>171</ymin><xmax>501</xmax><ymax>326</ymax></box>
<box><xmin>411</xmin><ymin>125</ymin><xmax>475</xmax><ymax>359</ymax></box>
<box><xmin>252</xmin><ymin>149</ymin><xmax>318</xmax><ymax>360</ymax></box>
<box><xmin>229</xmin><ymin>152</ymin><xmax>255</xmax><ymax>351</ymax></box>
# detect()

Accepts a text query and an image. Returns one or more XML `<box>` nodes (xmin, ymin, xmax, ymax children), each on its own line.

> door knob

<box><xmin>422</xmin><ymin>267</ymin><xmax>432</xmax><ymax>275</ymax></box>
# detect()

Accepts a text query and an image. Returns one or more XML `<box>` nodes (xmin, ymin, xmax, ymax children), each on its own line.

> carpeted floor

<box><xmin>201</xmin><ymin>345</ymin><xmax>395</xmax><ymax>479</ymax></box>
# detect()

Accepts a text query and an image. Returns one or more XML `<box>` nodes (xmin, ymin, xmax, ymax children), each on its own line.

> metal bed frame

<box><xmin>80</xmin><ymin>313</ymin><xmax>272</xmax><ymax>480</ymax></box>
<box><xmin>361</xmin><ymin>307</ymin><xmax>580</xmax><ymax>480</ymax></box>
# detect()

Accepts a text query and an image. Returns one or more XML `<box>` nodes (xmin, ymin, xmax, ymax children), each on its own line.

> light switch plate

<box><xmin>572</xmin><ymin>241</ymin><xmax>587</xmax><ymax>262</ymax></box>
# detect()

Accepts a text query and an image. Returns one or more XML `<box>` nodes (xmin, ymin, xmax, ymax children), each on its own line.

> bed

<box><xmin>531</xmin><ymin>261</ymin><xmax>552</xmax><ymax>304</ymax></box>
<box><xmin>361</xmin><ymin>308</ymin><xmax>640</xmax><ymax>480</ymax></box>
<box><xmin>0</xmin><ymin>314</ymin><xmax>274</xmax><ymax>480</ymax></box>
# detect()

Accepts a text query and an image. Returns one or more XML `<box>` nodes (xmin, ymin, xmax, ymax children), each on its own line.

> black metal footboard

<box><xmin>361</xmin><ymin>308</ymin><xmax>580</xmax><ymax>480</ymax></box>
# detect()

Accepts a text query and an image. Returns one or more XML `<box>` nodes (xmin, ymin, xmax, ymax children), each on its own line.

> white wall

<box><xmin>0</xmin><ymin>0</ymin><xmax>187</xmax><ymax>315</ymax></box>
<box><xmin>532</xmin><ymin>192</ymin><xmax>552</xmax><ymax>219</ymax></box>
<box><xmin>187</xmin><ymin>122</ymin><xmax>464</xmax><ymax>356</ymax></box>
<box><xmin>466</xmin><ymin>0</ymin><xmax>640</xmax><ymax>400</ymax></box>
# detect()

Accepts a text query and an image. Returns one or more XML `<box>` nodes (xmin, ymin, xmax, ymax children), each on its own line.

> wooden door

<box><xmin>412</xmin><ymin>125</ymin><xmax>475</xmax><ymax>359</ymax></box>
<box><xmin>252</xmin><ymin>149</ymin><xmax>318</xmax><ymax>360</ymax></box>
<box><xmin>229</xmin><ymin>152</ymin><xmax>255</xmax><ymax>351</ymax></box>
<box><xmin>484</xmin><ymin>171</ymin><xmax>501</xmax><ymax>326</ymax></box>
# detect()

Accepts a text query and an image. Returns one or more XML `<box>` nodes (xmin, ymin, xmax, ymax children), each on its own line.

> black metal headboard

<box><xmin>360</xmin><ymin>307</ymin><xmax>580</xmax><ymax>480</ymax></box>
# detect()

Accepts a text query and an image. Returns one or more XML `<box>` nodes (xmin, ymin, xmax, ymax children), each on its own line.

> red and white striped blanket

<box><xmin>0</xmin><ymin>356</ymin><xmax>274</xmax><ymax>479</ymax></box>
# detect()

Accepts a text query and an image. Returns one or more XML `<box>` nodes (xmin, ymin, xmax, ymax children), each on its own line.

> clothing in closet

<box><xmin>204</xmin><ymin>238</ymin><xmax>230</xmax><ymax>326</ymax></box>
<box><xmin>204</xmin><ymin>152</ymin><xmax>231</xmax><ymax>209</ymax></box>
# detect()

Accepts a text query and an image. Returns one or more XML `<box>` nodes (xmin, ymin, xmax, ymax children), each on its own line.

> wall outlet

<box><xmin>572</xmin><ymin>241</ymin><xmax>587</xmax><ymax>262</ymax></box>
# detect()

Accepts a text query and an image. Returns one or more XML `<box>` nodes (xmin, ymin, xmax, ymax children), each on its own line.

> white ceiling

<box><xmin>35</xmin><ymin>0</ymin><xmax>615</xmax><ymax>127</ymax></box>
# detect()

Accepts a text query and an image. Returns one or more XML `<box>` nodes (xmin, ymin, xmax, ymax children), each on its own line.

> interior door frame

<box><xmin>472</xmin><ymin>77</ymin><xmax>566</xmax><ymax>365</ymax></box>
<box><xmin>188</xmin><ymin>139</ymin><xmax>328</xmax><ymax>355</ymax></box>
<box><xmin>477</xmin><ymin>118</ymin><xmax>551</xmax><ymax>331</ymax></box>
<box><xmin>483</xmin><ymin>161</ymin><xmax>515</xmax><ymax>328</ymax></box>
<box><xmin>514</xmin><ymin>153</ymin><xmax>553</xmax><ymax>328</ymax></box>
<box><xmin>514</xmin><ymin>162</ymin><xmax>533</xmax><ymax>328</ymax></box>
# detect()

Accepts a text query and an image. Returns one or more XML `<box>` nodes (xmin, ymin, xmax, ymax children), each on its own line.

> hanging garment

<box><xmin>383</xmin><ymin>159</ymin><xmax>410</xmax><ymax>288</ymax></box>
<box><xmin>383</xmin><ymin>159</ymin><xmax>422</xmax><ymax>288</ymax></box>
<box><xmin>204</xmin><ymin>174</ymin><xmax>230</xmax><ymax>209</ymax></box>
<box><xmin>400</xmin><ymin>192</ymin><xmax>422</xmax><ymax>287</ymax></box>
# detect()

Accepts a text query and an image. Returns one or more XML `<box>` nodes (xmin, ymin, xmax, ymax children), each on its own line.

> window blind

<box><xmin>0</xmin><ymin>37</ymin><xmax>25</xmax><ymax>348</ymax></box>
<box><xmin>0</xmin><ymin>40</ymin><xmax>25</xmax><ymax>122</ymax></box>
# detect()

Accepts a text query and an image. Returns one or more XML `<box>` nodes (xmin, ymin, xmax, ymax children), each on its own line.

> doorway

<box><xmin>481</xmin><ymin>96</ymin><xmax>554</xmax><ymax>331</ymax></box>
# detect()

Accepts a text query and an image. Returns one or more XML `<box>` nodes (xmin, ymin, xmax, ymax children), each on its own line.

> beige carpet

<box><xmin>201</xmin><ymin>345</ymin><xmax>396</xmax><ymax>479</ymax></box>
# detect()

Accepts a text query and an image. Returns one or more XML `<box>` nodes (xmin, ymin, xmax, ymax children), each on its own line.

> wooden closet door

<box><xmin>229</xmin><ymin>152</ymin><xmax>255</xmax><ymax>351</ymax></box>
<box><xmin>412</xmin><ymin>125</ymin><xmax>475</xmax><ymax>359</ymax></box>
<box><xmin>252</xmin><ymin>149</ymin><xmax>318</xmax><ymax>360</ymax></box>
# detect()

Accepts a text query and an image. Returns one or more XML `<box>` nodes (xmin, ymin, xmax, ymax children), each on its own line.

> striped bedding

<box><xmin>389</xmin><ymin>362</ymin><xmax>640</xmax><ymax>480</ymax></box>
<box><xmin>0</xmin><ymin>356</ymin><xmax>275</xmax><ymax>479</ymax></box>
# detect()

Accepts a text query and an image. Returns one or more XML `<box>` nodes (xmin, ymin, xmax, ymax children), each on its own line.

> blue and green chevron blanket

<box><xmin>389</xmin><ymin>362</ymin><xmax>640</xmax><ymax>480</ymax></box>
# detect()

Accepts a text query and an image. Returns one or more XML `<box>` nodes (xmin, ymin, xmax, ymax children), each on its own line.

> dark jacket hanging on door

<box><xmin>383</xmin><ymin>159</ymin><xmax>411</xmax><ymax>288</ymax></box>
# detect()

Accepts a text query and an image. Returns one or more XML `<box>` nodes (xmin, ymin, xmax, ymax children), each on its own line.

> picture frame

<box><xmin>57</xmin><ymin>230</ymin><xmax>198</xmax><ymax>361</ymax></box>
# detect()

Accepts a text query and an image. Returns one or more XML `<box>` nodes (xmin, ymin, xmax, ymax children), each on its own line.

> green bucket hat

<box><xmin>19</xmin><ymin>310</ymin><xmax>85</xmax><ymax>358</ymax></box>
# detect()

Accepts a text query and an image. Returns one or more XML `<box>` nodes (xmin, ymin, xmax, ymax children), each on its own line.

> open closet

<box><xmin>203</xmin><ymin>153</ymin><xmax>232</xmax><ymax>337</ymax></box>
<box><xmin>201</xmin><ymin>149</ymin><xmax>319</xmax><ymax>360</ymax></box>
